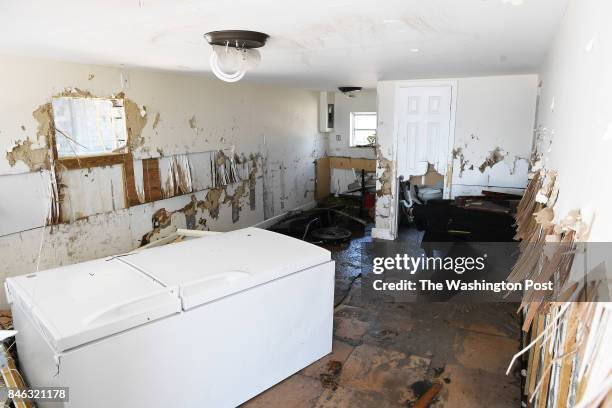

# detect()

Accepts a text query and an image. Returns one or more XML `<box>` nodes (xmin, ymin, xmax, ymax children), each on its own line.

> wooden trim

<box><xmin>57</xmin><ymin>153</ymin><xmax>129</xmax><ymax>170</ymax></box>
<box><xmin>329</xmin><ymin>156</ymin><xmax>351</xmax><ymax>170</ymax></box>
<box><xmin>122</xmin><ymin>153</ymin><xmax>140</xmax><ymax>206</ymax></box>
<box><xmin>315</xmin><ymin>157</ymin><xmax>330</xmax><ymax>201</ymax></box>
<box><xmin>315</xmin><ymin>156</ymin><xmax>376</xmax><ymax>201</ymax></box>
<box><xmin>349</xmin><ymin>158</ymin><xmax>376</xmax><ymax>172</ymax></box>
<box><xmin>142</xmin><ymin>158</ymin><xmax>162</xmax><ymax>202</ymax></box>
<box><xmin>328</xmin><ymin>156</ymin><xmax>376</xmax><ymax>172</ymax></box>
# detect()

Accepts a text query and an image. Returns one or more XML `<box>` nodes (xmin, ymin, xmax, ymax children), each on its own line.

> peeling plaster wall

<box><xmin>374</xmin><ymin>75</ymin><xmax>538</xmax><ymax>239</ymax></box>
<box><xmin>0</xmin><ymin>55</ymin><xmax>326</xmax><ymax>305</ymax></box>
<box><xmin>536</xmin><ymin>0</ymin><xmax>612</xmax><ymax>242</ymax></box>
<box><xmin>450</xmin><ymin>75</ymin><xmax>538</xmax><ymax>197</ymax></box>
<box><xmin>329</xmin><ymin>90</ymin><xmax>377</xmax><ymax>194</ymax></box>
<box><xmin>372</xmin><ymin>82</ymin><xmax>398</xmax><ymax>240</ymax></box>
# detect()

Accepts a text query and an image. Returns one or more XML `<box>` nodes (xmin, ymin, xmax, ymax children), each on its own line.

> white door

<box><xmin>395</xmin><ymin>86</ymin><xmax>453</xmax><ymax>186</ymax></box>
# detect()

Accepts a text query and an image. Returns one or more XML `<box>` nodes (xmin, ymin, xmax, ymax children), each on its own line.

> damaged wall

<box><xmin>535</xmin><ymin>0</ymin><xmax>612</xmax><ymax>242</ymax></box>
<box><xmin>0</xmin><ymin>54</ymin><xmax>326</xmax><ymax>306</ymax></box>
<box><xmin>374</xmin><ymin>75</ymin><xmax>538</xmax><ymax>239</ymax></box>
<box><xmin>450</xmin><ymin>75</ymin><xmax>538</xmax><ymax>197</ymax></box>
<box><xmin>328</xmin><ymin>90</ymin><xmax>377</xmax><ymax>194</ymax></box>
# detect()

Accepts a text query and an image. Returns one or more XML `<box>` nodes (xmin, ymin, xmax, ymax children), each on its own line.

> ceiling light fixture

<box><xmin>338</xmin><ymin>87</ymin><xmax>362</xmax><ymax>98</ymax></box>
<box><xmin>204</xmin><ymin>30</ymin><xmax>269</xmax><ymax>83</ymax></box>
<box><xmin>410</xmin><ymin>48</ymin><xmax>420</xmax><ymax>53</ymax></box>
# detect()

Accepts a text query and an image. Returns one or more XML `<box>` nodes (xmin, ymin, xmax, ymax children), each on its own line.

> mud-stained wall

<box><xmin>0</xmin><ymin>55</ymin><xmax>326</xmax><ymax>306</ymax></box>
<box><xmin>374</xmin><ymin>75</ymin><xmax>538</xmax><ymax>239</ymax></box>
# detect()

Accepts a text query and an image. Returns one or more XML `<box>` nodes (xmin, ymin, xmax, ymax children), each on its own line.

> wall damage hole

<box><xmin>224</xmin><ymin>183</ymin><xmax>248</xmax><ymax>223</ymax></box>
<box><xmin>199</xmin><ymin>188</ymin><xmax>223</xmax><ymax>219</ymax></box>
<box><xmin>376</xmin><ymin>146</ymin><xmax>393</xmax><ymax>197</ymax></box>
<box><xmin>52</xmin><ymin>96</ymin><xmax>128</xmax><ymax>158</ymax></box>
<box><xmin>5</xmin><ymin>138</ymin><xmax>50</xmax><ymax>171</ymax></box>
<box><xmin>211</xmin><ymin>150</ymin><xmax>250</xmax><ymax>188</ymax></box>
<box><xmin>478</xmin><ymin>146</ymin><xmax>507</xmax><ymax>173</ymax></box>
<box><xmin>452</xmin><ymin>147</ymin><xmax>468</xmax><ymax>177</ymax></box>
<box><xmin>120</xmin><ymin>93</ymin><xmax>147</xmax><ymax>151</ymax></box>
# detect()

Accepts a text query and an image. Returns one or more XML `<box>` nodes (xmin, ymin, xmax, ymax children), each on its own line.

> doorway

<box><xmin>393</xmin><ymin>81</ymin><xmax>457</xmax><ymax>236</ymax></box>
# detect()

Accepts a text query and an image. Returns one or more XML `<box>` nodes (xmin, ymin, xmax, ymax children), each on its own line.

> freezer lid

<box><xmin>5</xmin><ymin>258</ymin><xmax>181</xmax><ymax>352</ymax></box>
<box><xmin>120</xmin><ymin>227</ymin><xmax>332</xmax><ymax>310</ymax></box>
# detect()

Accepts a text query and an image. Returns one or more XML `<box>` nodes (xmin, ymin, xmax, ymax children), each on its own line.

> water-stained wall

<box><xmin>0</xmin><ymin>55</ymin><xmax>326</xmax><ymax>305</ymax></box>
<box><xmin>374</xmin><ymin>75</ymin><xmax>538</xmax><ymax>239</ymax></box>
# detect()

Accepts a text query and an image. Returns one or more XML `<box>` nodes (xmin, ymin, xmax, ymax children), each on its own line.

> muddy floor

<box><xmin>242</xmin><ymin>225</ymin><xmax>522</xmax><ymax>407</ymax></box>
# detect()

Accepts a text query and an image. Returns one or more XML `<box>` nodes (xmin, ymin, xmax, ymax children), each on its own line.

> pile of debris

<box><xmin>269</xmin><ymin>205</ymin><xmax>367</xmax><ymax>245</ymax></box>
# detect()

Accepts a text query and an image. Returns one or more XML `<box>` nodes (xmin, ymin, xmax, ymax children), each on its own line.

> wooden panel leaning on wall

<box><xmin>314</xmin><ymin>156</ymin><xmax>376</xmax><ymax>201</ymax></box>
<box><xmin>508</xmin><ymin>171</ymin><xmax>611</xmax><ymax>407</ymax></box>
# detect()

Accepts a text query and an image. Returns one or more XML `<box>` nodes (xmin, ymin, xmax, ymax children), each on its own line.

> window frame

<box><xmin>349</xmin><ymin>111</ymin><xmax>377</xmax><ymax>148</ymax></box>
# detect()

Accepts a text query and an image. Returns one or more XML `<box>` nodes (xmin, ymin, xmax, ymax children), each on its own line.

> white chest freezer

<box><xmin>5</xmin><ymin>227</ymin><xmax>335</xmax><ymax>408</ymax></box>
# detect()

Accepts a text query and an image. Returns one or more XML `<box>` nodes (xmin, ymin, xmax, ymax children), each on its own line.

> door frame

<box><xmin>391</xmin><ymin>79</ymin><xmax>458</xmax><ymax>238</ymax></box>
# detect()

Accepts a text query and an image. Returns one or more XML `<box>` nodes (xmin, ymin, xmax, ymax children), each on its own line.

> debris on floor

<box><xmin>319</xmin><ymin>360</ymin><xmax>343</xmax><ymax>390</ymax></box>
<box><xmin>243</xmin><ymin>222</ymin><xmax>522</xmax><ymax>408</ymax></box>
<box><xmin>0</xmin><ymin>312</ymin><xmax>32</xmax><ymax>408</ymax></box>
<box><xmin>410</xmin><ymin>380</ymin><xmax>443</xmax><ymax>408</ymax></box>
<box><xmin>268</xmin><ymin>197</ymin><xmax>368</xmax><ymax>244</ymax></box>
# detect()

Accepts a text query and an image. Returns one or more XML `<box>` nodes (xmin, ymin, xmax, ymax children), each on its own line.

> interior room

<box><xmin>0</xmin><ymin>0</ymin><xmax>610</xmax><ymax>407</ymax></box>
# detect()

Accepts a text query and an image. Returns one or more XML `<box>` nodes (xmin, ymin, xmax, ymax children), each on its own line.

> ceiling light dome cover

<box><xmin>205</xmin><ymin>30</ymin><xmax>269</xmax><ymax>83</ymax></box>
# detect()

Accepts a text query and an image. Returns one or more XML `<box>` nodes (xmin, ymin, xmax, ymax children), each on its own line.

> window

<box><xmin>52</xmin><ymin>96</ymin><xmax>128</xmax><ymax>158</ymax></box>
<box><xmin>350</xmin><ymin>112</ymin><xmax>376</xmax><ymax>147</ymax></box>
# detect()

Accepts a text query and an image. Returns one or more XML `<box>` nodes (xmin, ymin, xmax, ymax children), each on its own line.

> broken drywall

<box><xmin>224</xmin><ymin>183</ymin><xmax>248</xmax><ymax>223</ymax></box>
<box><xmin>4</xmin><ymin>90</ymin><xmax>300</xmax><ymax>234</ymax></box>
<box><xmin>5</xmin><ymin>138</ymin><xmax>49</xmax><ymax>171</ymax></box>
<box><xmin>376</xmin><ymin>152</ymin><xmax>393</xmax><ymax>198</ymax></box>
<box><xmin>122</xmin><ymin>94</ymin><xmax>148</xmax><ymax>151</ymax></box>
<box><xmin>199</xmin><ymin>188</ymin><xmax>223</xmax><ymax>219</ymax></box>
<box><xmin>32</xmin><ymin>102</ymin><xmax>54</xmax><ymax>145</ymax></box>
<box><xmin>0</xmin><ymin>56</ymin><xmax>324</xmax><ymax>307</ymax></box>
<box><xmin>451</xmin><ymin>141</ymin><xmax>530</xmax><ymax>198</ymax></box>
<box><xmin>478</xmin><ymin>146</ymin><xmax>507</xmax><ymax>173</ymax></box>
<box><xmin>60</xmin><ymin>165</ymin><xmax>126</xmax><ymax>223</ymax></box>
<box><xmin>262</xmin><ymin>150</ymin><xmax>274</xmax><ymax>219</ymax></box>
<box><xmin>248</xmin><ymin>153</ymin><xmax>259</xmax><ymax>210</ymax></box>
<box><xmin>373</xmin><ymin>75</ymin><xmax>537</xmax><ymax>239</ymax></box>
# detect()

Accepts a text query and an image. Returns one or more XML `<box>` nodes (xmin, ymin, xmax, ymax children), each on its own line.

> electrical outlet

<box><xmin>336</xmin><ymin>134</ymin><xmax>341</xmax><ymax>141</ymax></box>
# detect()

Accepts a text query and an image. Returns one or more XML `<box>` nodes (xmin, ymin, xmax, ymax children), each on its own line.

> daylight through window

<box><xmin>52</xmin><ymin>97</ymin><xmax>128</xmax><ymax>158</ymax></box>
<box><xmin>350</xmin><ymin>112</ymin><xmax>376</xmax><ymax>147</ymax></box>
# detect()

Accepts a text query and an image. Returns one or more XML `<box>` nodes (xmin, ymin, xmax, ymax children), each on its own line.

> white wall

<box><xmin>451</xmin><ymin>75</ymin><xmax>538</xmax><ymax>197</ymax></box>
<box><xmin>536</xmin><ymin>0</ymin><xmax>612</xmax><ymax>242</ymax></box>
<box><xmin>374</xmin><ymin>75</ymin><xmax>538</xmax><ymax>239</ymax></box>
<box><xmin>329</xmin><ymin>91</ymin><xmax>377</xmax><ymax>159</ymax></box>
<box><xmin>0</xmin><ymin>54</ymin><xmax>326</xmax><ymax>305</ymax></box>
<box><xmin>328</xmin><ymin>90</ymin><xmax>377</xmax><ymax>194</ymax></box>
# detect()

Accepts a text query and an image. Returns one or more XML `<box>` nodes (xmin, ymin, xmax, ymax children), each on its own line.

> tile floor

<box><xmin>242</xmin><ymin>226</ymin><xmax>522</xmax><ymax>407</ymax></box>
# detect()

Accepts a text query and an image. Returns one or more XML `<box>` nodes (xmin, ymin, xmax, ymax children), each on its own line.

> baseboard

<box><xmin>253</xmin><ymin>201</ymin><xmax>318</xmax><ymax>229</ymax></box>
<box><xmin>371</xmin><ymin>227</ymin><xmax>395</xmax><ymax>240</ymax></box>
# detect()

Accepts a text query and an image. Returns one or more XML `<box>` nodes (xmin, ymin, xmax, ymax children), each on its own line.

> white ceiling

<box><xmin>0</xmin><ymin>0</ymin><xmax>568</xmax><ymax>89</ymax></box>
